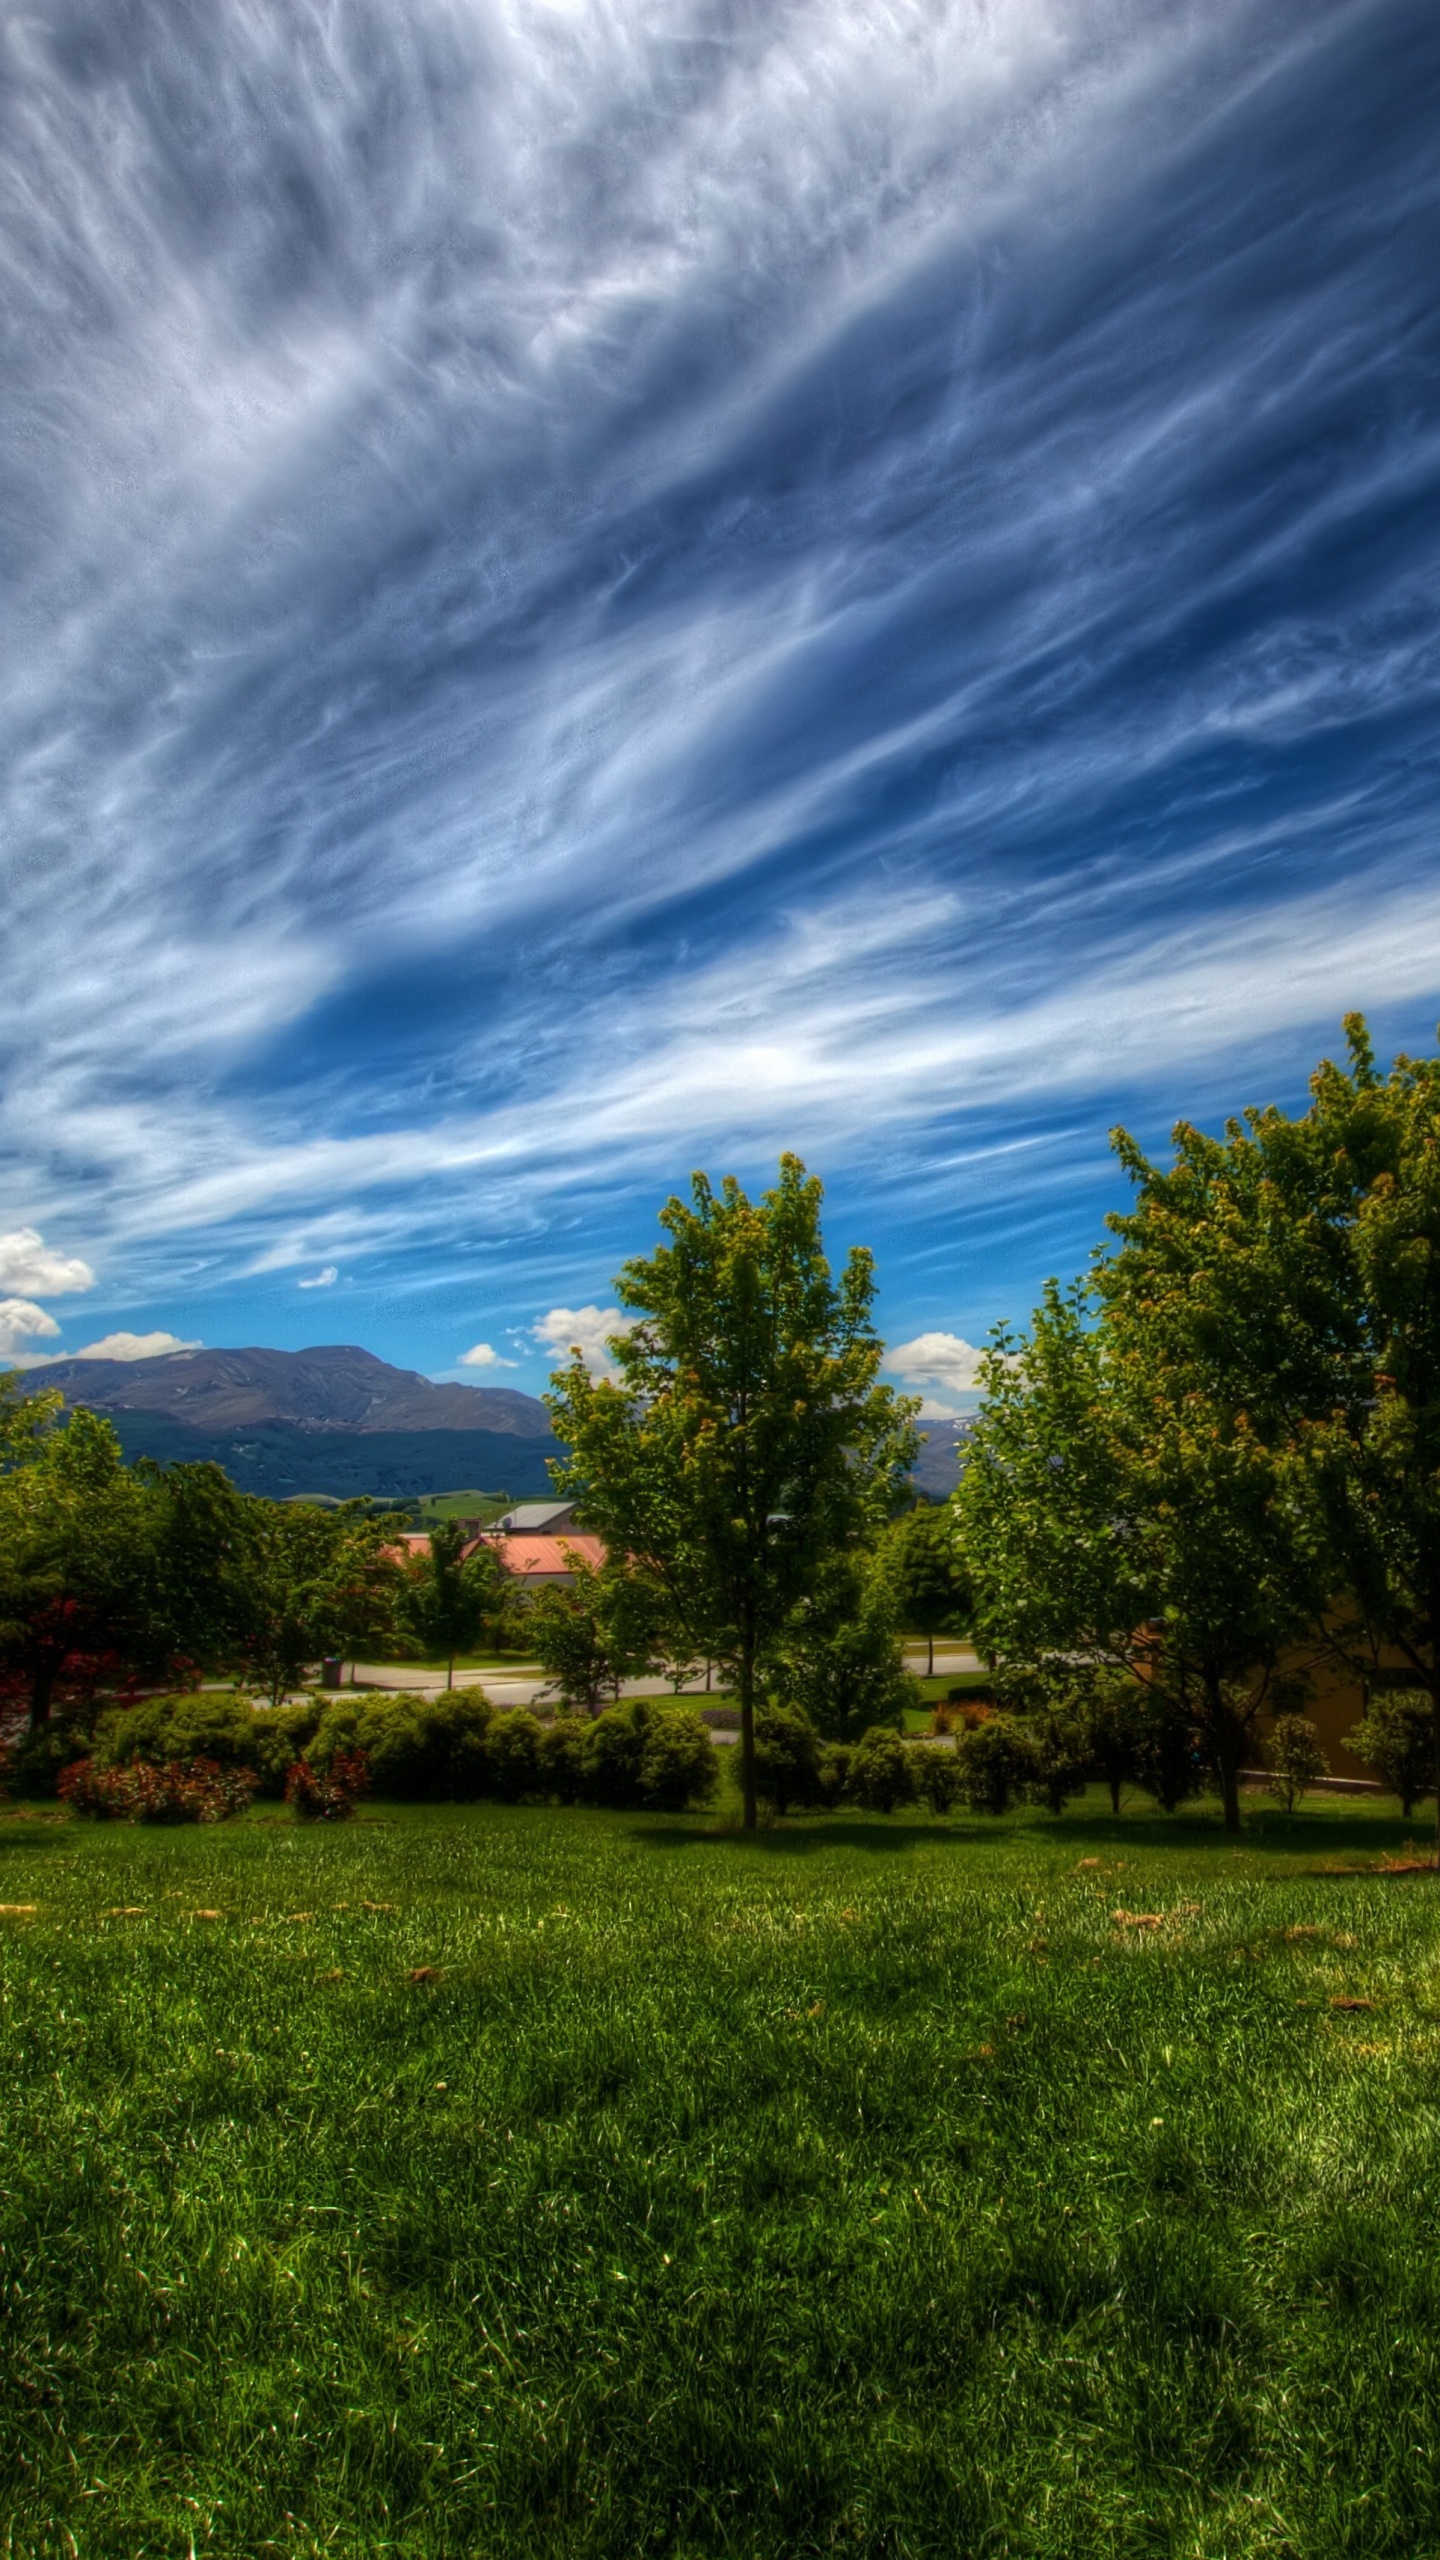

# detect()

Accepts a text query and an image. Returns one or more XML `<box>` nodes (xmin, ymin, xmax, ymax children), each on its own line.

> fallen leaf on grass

<box><xmin>1113</xmin><ymin>1910</ymin><xmax>1165</xmax><ymax>1929</ymax></box>
<box><xmin>323</xmin><ymin>1969</ymin><xmax>345</xmax><ymax>1983</ymax></box>
<box><xmin>363</xmin><ymin>1901</ymin><xmax>396</xmax><ymax>1913</ymax></box>
<box><xmin>102</xmin><ymin>1906</ymin><xmax>145</xmax><ymax>1918</ymax></box>
<box><xmin>285</xmin><ymin>1913</ymin><xmax>315</xmax><ymax>1924</ymax></box>
<box><xmin>1076</xmin><ymin>1858</ymin><xmax>1101</xmax><ymax>1870</ymax></box>
<box><xmin>1330</xmin><ymin>1996</ymin><xmax>1377</xmax><ymax>2013</ymax></box>
<box><xmin>408</xmin><ymin>1965</ymin><xmax>441</xmax><ymax>1984</ymax></box>
<box><xmin>188</xmin><ymin>1909</ymin><xmax>223</xmax><ymax>1921</ymax></box>
<box><xmin>1284</xmin><ymin>1925</ymin><xmax>1322</xmax><ymax>1941</ymax></box>
<box><xmin>0</xmin><ymin>1903</ymin><xmax>38</xmax><ymax>1918</ymax></box>
<box><xmin>1379</xmin><ymin>1860</ymin><xmax>1435</xmax><ymax>1877</ymax></box>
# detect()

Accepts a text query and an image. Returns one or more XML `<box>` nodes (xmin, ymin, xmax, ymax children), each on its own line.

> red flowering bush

<box><xmin>284</xmin><ymin>1747</ymin><xmax>369</xmax><ymax>1822</ymax></box>
<box><xmin>58</xmin><ymin>1756</ymin><xmax>258</xmax><ymax>1823</ymax></box>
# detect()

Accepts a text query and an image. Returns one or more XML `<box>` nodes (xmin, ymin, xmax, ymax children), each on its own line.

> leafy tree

<box><xmin>886</xmin><ymin>1502</ymin><xmax>972</xmax><ymax>1673</ymax></box>
<box><xmin>546</xmin><ymin>1156</ymin><xmax>917</xmax><ymax>1828</ymax></box>
<box><xmin>752</xmin><ymin>1704</ymin><xmax>823</xmax><ymax>1816</ymax></box>
<box><xmin>766</xmin><ymin>1547</ymin><xmax>919</xmax><ymax>1740</ymax></box>
<box><xmin>955</xmin><ymin>1716</ymin><xmax>1039</xmax><ymax>1816</ymax></box>
<box><xmin>401</xmin><ymin>1518</ymin><xmax>508</xmax><ymax>1686</ymax></box>
<box><xmin>233</xmin><ymin>1499</ymin><xmax>401</xmax><ymax>1708</ymax></box>
<box><xmin>1264</xmin><ymin>1713</ymin><xmax>1329</xmax><ymax>1813</ymax></box>
<box><xmin>845</xmin><ymin>1724</ymin><xmax>915</xmax><ymax>1814</ymax></box>
<box><xmin>0</xmin><ymin>1407</ymin><xmax>171</xmax><ymax>1725</ymax></box>
<box><xmin>527</xmin><ymin>1548</ymin><xmax>665</xmax><ymax>1712</ymax></box>
<box><xmin>1346</xmin><ymin>1693</ymin><xmax>1434</xmax><ymax>1816</ymax></box>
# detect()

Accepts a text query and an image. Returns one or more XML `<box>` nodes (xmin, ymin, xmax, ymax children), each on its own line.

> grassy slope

<box><xmin>4</xmin><ymin>1792</ymin><xmax>1440</xmax><ymax>2557</ymax></box>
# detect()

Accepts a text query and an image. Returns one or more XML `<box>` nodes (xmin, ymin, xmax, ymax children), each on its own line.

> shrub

<box><xmin>285</xmin><ymin>1749</ymin><xmax>368</xmax><ymax>1822</ymax></box>
<box><xmin>753</xmin><ymin>1705</ymin><xmax>823</xmax><ymax>1816</ymax></box>
<box><xmin>1263</xmin><ymin>1713</ymin><xmax>1330</xmax><ymax>1813</ymax></box>
<box><xmin>93</xmin><ymin>1693</ymin><xmax>319</xmax><ymax>1799</ymax></box>
<box><xmin>637</xmin><ymin>1706</ymin><xmax>717</xmax><ymax>1813</ymax></box>
<box><xmin>1129</xmin><ymin>1694</ymin><xmax>1204</xmax><ymax>1813</ymax></box>
<box><xmin>955</xmin><ymin>1715</ymin><xmax>1039</xmax><ymax>1816</ymax></box>
<box><xmin>486</xmin><ymin>1709</ymin><xmax>544</xmax><ymax>1802</ymax></box>
<box><xmin>845</xmin><ymin>1725</ymin><xmax>915</xmax><ymax>1815</ymax></box>
<box><xmin>816</xmin><ymin>1742</ymin><xmax>852</xmax><ymax>1809</ymax></box>
<box><xmin>580</xmin><ymin>1700</ymin><xmax>718</xmax><ymax>1812</ymax></box>
<box><xmin>8</xmin><ymin>1718</ymin><xmax>93</xmax><ymax>1799</ymax></box>
<box><xmin>59</xmin><ymin>1755</ymin><xmax>258</xmax><ymax>1823</ymax></box>
<box><xmin>1347</xmin><ymin>1693</ymin><xmax>1435</xmax><ymax>1815</ymax></box>
<box><xmin>1024</xmin><ymin>1711</ymin><xmax>1090</xmax><ymax>1815</ymax></box>
<box><xmin>309</xmin><ymin>1688</ymin><xmax>493</xmax><ymax>1799</ymax></box>
<box><xmin>909</xmin><ymin>1744</ymin><xmax>962</xmax><ymax>1813</ymax></box>
<box><xmin>539</xmin><ymin>1714</ymin><xmax>588</xmax><ymax>1804</ymax></box>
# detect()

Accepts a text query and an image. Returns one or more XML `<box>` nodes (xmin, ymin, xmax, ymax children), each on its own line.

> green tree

<box><xmin>1346</xmin><ymin>1693</ymin><xmax>1434</xmax><ymax>1816</ymax></box>
<box><xmin>401</xmin><ymin>1518</ymin><xmax>508</xmax><ymax>1687</ymax></box>
<box><xmin>233</xmin><ymin>1500</ymin><xmax>401</xmax><ymax>1708</ymax></box>
<box><xmin>886</xmin><ymin>1501</ymin><xmax>972</xmax><ymax>1673</ymax></box>
<box><xmin>766</xmin><ymin>1547</ymin><xmax>919</xmax><ymax>1739</ymax></box>
<box><xmin>527</xmin><ymin>1548</ymin><xmax>664</xmax><ymax>1712</ymax></box>
<box><xmin>0</xmin><ymin>1407</ymin><xmax>169</xmax><ymax>1725</ymax></box>
<box><xmin>546</xmin><ymin>1156</ymin><xmax>918</xmax><ymax>1829</ymax></box>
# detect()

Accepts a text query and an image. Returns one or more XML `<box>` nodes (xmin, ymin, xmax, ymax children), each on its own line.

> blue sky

<box><xmin>2</xmin><ymin>0</ymin><xmax>1439</xmax><ymax>1414</ymax></box>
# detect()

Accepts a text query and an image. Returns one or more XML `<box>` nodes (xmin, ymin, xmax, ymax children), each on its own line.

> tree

<box><xmin>401</xmin><ymin>1519</ymin><xmax>508</xmax><ymax>1687</ymax></box>
<box><xmin>527</xmin><ymin>1548</ymin><xmax>664</xmax><ymax>1712</ymax></box>
<box><xmin>1264</xmin><ymin>1713</ymin><xmax>1329</xmax><ymax>1813</ymax></box>
<box><xmin>233</xmin><ymin>1500</ymin><xmax>401</xmax><ymax>1708</ymax></box>
<box><xmin>546</xmin><ymin>1156</ymin><xmax>918</xmax><ymax>1829</ymax></box>
<box><xmin>960</xmin><ymin>1278</ymin><xmax>1324</xmax><ymax>1833</ymax></box>
<box><xmin>886</xmin><ymin>1502</ymin><xmax>972</xmax><ymax>1673</ymax></box>
<box><xmin>1346</xmin><ymin>1693</ymin><xmax>1434</xmax><ymax>1816</ymax></box>
<box><xmin>766</xmin><ymin>1547</ymin><xmax>919</xmax><ymax>1739</ymax></box>
<box><xmin>0</xmin><ymin>1407</ymin><xmax>171</xmax><ymax>1725</ymax></box>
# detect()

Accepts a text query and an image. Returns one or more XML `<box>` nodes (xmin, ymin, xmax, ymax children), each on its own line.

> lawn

<box><xmin>4</xmin><ymin>1790</ymin><xmax>1440</xmax><ymax>2557</ymax></box>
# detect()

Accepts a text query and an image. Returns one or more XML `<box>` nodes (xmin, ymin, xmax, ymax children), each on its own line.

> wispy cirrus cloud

<box><xmin>1</xmin><ymin>0</ymin><xmax>1438</xmax><ymax>1370</ymax></box>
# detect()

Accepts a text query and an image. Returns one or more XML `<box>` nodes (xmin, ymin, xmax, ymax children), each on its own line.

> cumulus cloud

<box><xmin>534</xmin><ymin>1306</ymin><xmax>637</xmax><ymax>1383</ymax></box>
<box><xmin>0</xmin><ymin>1230</ymin><xmax>94</xmax><ymax>1297</ymax></box>
<box><xmin>458</xmin><ymin>1341</ymin><xmax>517</xmax><ymax>1369</ymax></box>
<box><xmin>298</xmin><ymin>1266</ymin><xmax>339</xmax><ymax>1289</ymax></box>
<box><xmin>0</xmin><ymin>1299</ymin><xmax>62</xmax><ymax>1362</ymax></box>
<box><xmin>66</xmin><ymin>1332</ymin><xmax>201</xmax><ymax>1362</ymax></box>
<box><xmin>885</xmin><ymin>1332</ymin><xmax>986</xmax><ymax>1398</ymax></box>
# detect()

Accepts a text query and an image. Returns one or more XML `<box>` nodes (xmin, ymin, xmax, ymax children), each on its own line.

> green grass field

<box><xmin>5</xmin><ymin>1789</ymin><xmax>1440</xmax><ymax>2557</ymax></box>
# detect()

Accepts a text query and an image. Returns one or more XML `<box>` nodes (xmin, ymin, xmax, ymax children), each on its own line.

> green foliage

<box><xmin>485</xmin><ymin>1708</ymin><xmax>544</xmax><ymax>1803</ymax></box>
<box><xmin>909</xmin><ymin>1743</ymin><xmax>962</xmax><ymax>1814</ymax></box>
<box><xmin>577</xmin><ymin>1698</ymin><xmax>718</xmax><ymax>1813</ymax></box>
<box><xmin>527</xmin><ymin>1550</ymin><xmax>664</xmax><ymax>1710</ymax></box>
<box><xmin>844</xmin><ymin>1724</ymin><xmax>915</xmax><ymax>1814</ymax></box>
<box><xmin>956</xmin><ymin>1715</ymin><xmax>1041</xmax><ymax>1816</ymax></box>
<box><xmin>1024</xmin><ymin>1711</ymin><xmax>1091</xmax><ymax>1816</ymax></box>
<box><xmin>1346</xmin><ymin>1692</ymin><xmax>1435</xmax><ymax>1815</ymax></box>
<box><xmin>310</xmin><ymin>1688</ymin><xmax>495</xmax><ymax>1801</ymax></box>
<box><xmin>399</xmin><ymin>1520</ymin><xmax>510</xmax><ymax>1681</ymax></box>
<box><xmin>57</xmin><ymin>1756</ymin><xmax>258</xmax><ymax>1823</ymax></box>
<box><xmin>1264</xmin><ymin>1713</ymin><xmax>1330</xmax><ymax>1813</ymax></box>
<box><xmin>230</xmin><ymin>1498</ymin><xmax>402</xmax><ymax>1708</ymax></box>
<box><xmin>752</xmin><ymin>1704</ymin><xmax>823</xmax><ymax>1816</ymax></box>
<box><xmin>537</xmin><ymin>1713</ymin><xmax>589</xmax><ymax>1804</ymax></box>
<box><xmin>93</xmin><ymin>1692</ymin><xmax>320</xmax><ymax>1799</ymax></box>
<box><xmin>545</xmin><ymin>1154</ymin><xmax>918</xmax><ymax>1826</ymax></box>
<box><xmin>766</xmin><ymin>1549</ymin><xmax>920</xmax><ymax>1740</ymax></box>
<box><xmin>815</xmin><ymin>1740</ymin><xmax>852</xmax><ymax>1808</ymax></box>
<box><xmin>885</xmin><ymin>1502</ymin><xmax>972</xmax><ymax>1667</ymax></box>
<box><xmin>0</xmin><ymin>1407</ymin><xmax>174</xmax><ymax>1723</ymax></box>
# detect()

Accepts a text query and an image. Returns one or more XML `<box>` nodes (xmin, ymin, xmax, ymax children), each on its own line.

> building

<box><xmin>478</xmin><ymin>1530</ymin><xmax>606</xmax><ymax>1590</ymax></box>
<box><xmin>493</xmin><ymin>1499</ymin><xmax>585</xmax><ymax>1535</ymax></box>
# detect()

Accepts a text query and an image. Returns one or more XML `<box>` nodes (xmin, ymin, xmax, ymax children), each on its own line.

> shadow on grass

<box><xmin>638</xmin><ymin>1799</ymin><xmax>1440</xmax><ymax>1863</ymax></box>
<box><xmin>635</xmin><ymin>1817</ymin><xmax>992</xmax><ymax>1856</ymax></box>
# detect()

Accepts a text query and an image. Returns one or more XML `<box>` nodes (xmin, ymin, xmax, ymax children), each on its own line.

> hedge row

<box><xmin>75</xmin><ymin>1687</ymin><xmax>720</xmax><ymax>1813</ymax></box>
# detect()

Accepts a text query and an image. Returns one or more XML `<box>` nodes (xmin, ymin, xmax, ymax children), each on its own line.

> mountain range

<box><xmin>40</xmin><ymin>1344</ymin><xmax>562</xmax><ymax>1501</ymax></box>
<box><xmin>36</xmin><ymin>1341</ymin><xmax>970</xmax><ymax>1502</ymax></box>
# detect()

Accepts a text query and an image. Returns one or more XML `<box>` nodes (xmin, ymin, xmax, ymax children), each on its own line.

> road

<box><xmin>341</xmin><ymin>1640</ymin><xmax>983</xmax><ymax>1713</ymax></box>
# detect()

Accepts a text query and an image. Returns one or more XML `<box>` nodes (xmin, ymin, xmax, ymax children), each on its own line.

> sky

<box><xmin>2</xmin><ymin>0</ymin><xmax>1439</xmax><ymax>1416</ymax></box>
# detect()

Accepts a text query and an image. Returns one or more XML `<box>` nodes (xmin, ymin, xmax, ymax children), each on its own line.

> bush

<box><xmin>285</xmin><ymin>1749</ymin><xmax>368</xmax><ymax>1822</ymax></box>
<box><xmin>816</xmin><ymin>1742</ymin><xmax>852</xmax><ymax>1809</ymax></box>
<box><xmin>1025</xmin><ymin>1712</ymin><xmax>1090</xmax><ymax>1815</ymax></box>
<box><xmin>1129</xmin><ymin>1694</ymin><xmax>1204</xmax><ymax>1813</ymax></box>
<box><xmin>580</xmin><ymin>1700</ymin><xmax>717</xmax><ymax>1812</ymax></box>
<box><xmin>8</xmin><ymin>1718</ymin><xmax>93</xmax><ymax>1799</ymax></box>
<box><xmin>539</xmin><ymin>1714</ymin><xmax>588</xmax><ymax>1804</ymax></box>
<box><xmin>753</xmin><ymin>1705</ymin><xmax>823</xmax><ymax>1816</ymax></box>
<box><xmin>955</xmin><ymin>1715</ymin><xmax>1039</xmax><ymax>1816</ymax></box>
<box><xmin>59</xmin><ymin>1755</ymin><xmax>258</xmax><ymax>1823</ymax></box>
<box><xmin>309</xmin><ymin>1688</ymin><xmax>493</xmax><ymax>1799</ymax></box>
<box><xmin>486</xmin><ymin>1709</ymin><xmax>543</xmax><ymax>1802</ymax></box>
<box><xmin>93</xmin><ymin>1693</ymin><xmax>320</xmax><ymax>1799</ymax></box>
<box><xmin>846</xmin><ymin>1725</ymin><xmax>915</xmax><ymax>1815</ymax></box>
<box><xmin>1347</xmin><ymin>1693</ymin><xmax>1435</xmax><ymax>1815</ymax></box>
<box><xmin>909</xmin><ymin>1744</ymin><xmax>962</xmax><ymax>1813</ymax></box>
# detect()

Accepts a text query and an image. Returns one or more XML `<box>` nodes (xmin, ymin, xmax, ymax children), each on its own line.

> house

<box><xmin>478</xmin><ymin>1530</ymin><xmax>606</xmax><ymax>1591</ymax></box>
<box><xmin>493</xmin><ymin>1499</ymin><xmax>584</xmax><ymax>1535</ymax></box>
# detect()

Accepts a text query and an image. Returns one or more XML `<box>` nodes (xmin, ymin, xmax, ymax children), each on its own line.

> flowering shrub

<box><xmin>284</xmin><ymin>1747</ymin><xmax>370</xmax><ymax>1821</ymax></box>
<box><xmin>59</xmin><ymin>1756</ymin><xmax>258</xmax><ymax>1823</ymax></box>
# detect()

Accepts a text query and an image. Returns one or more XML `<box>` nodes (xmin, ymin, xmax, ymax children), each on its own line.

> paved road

<box><xmin>342</xmin><ymin>1641</ymin><xmax>983</xmax><ymax>1712</ymax></box>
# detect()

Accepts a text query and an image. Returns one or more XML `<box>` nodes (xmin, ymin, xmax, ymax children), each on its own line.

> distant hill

<box><xmin>40</xmin><ymin>1343</ymin><xmax>562</xmax><ymax>1501</ymax></box>
<box><xmin>912</xmin><ymin>1416</ymin><xmax>974</xmax><ymax>1499</ymax></box>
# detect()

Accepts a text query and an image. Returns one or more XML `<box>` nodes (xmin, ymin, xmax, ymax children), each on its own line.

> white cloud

<box><xmin>298</xmin><ymin>1265</ymin><xmax>338</xmax><ymax>1289</ymax></box>
<box><xmin>886</xmin><ymin>1331</ymin><xmax>986</xmax><ymax>1396</ymax></box>
<box><xmin>534</xmin><ymin>1305</ymin><xmax>637</xmax><ymax>1383</ymax></box>
<box><xmin>0</xmin><ymin>1229</ymin><xmax>93</xmax><ymax>1297</ymax></box>
<box><xmin>0</xmin><ymin>1298</ymin><xmax>61</xmax><ymax>1361</ymax></box>
<box><xmin>66</xmin><ymin>1331</ymin><xmax>201</xmax><ymax>1362</ymax></box>
<box><xmin>458</xmin><ymin>1341</ymin><xmax>517</xmax><ymax>1369</ymax></box>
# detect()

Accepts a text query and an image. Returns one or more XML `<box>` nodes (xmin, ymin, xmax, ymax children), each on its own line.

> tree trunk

<box><xmin>739</xmin><ymin>1644</ymin><xmax>758</xmax><ymax>1832</ymax></box>
<box><xmin>447</xmin><ymin>1653</ymin><xmax>455</xmax><ymax>1691</ymax></box>
<box><xmin>927</xmin><ymin>1633</ymin><xmax>934</xmax><ymax>1677</ymax></box>
<box><xmin>1108</xmin><ymin>1773</ymin><xmax>1122</xmax><ymax>1817</ymax></box>
<box><xmin>1210</xmin><ymin>1686</ymin><xmax>1242</xmax><ymax>1835</ymax></box>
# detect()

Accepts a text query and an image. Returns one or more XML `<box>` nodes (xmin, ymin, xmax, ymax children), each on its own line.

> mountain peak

<box><xmin>39</xmin><ymin>1342</ymin><xmax>551</xmax><ymax>1439</ymax></box>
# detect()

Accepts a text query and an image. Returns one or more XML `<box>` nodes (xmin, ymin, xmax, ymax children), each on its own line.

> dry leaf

<box><xmin>0</xmin><ymin>1903</ymin><xmax>38</xmax><ymax>1918</ymax></box>
<box><xmin>408</xmin><ymin>1965</ymin><xmax>440</xmax><ymax>1984</ymax></box>
<box><xmin>1113</xmin><ymin>1909</ymin><xmax>1164</xmax><ymax>1929</ymax></box>
<box><xmin>1330</xmin><ymin>1996</ymin><xmax>1376</xmax><ymax>2013</ymax></box>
